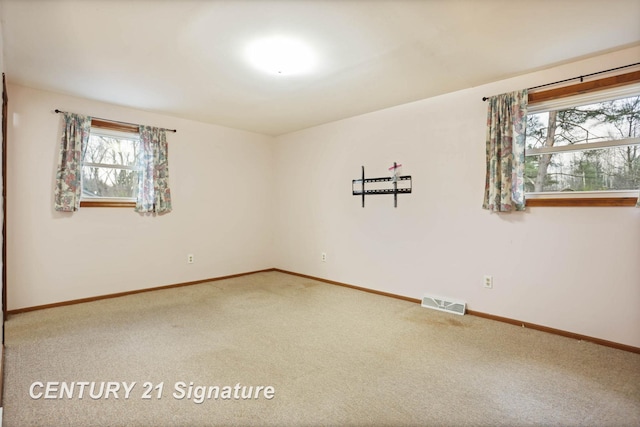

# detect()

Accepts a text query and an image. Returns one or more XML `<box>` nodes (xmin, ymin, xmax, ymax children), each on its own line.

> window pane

<box><xmin>526</xmin><ymin>95</ymin><xmax>640</xmax><ymax>150</ymax></box>
<box><xmin>82</xmin><ymin>166</ymin><xmax>138</xmax><ymax>198</ymax></box>
<box><xmin>85</xmin><ymin>134</ymin><xmax>139</xmax><ymax>167</ymax></box>
<box><xmin>525</xmin><ymin>145</ymin><xmax>640</xmax><ymax>192</ymax></box>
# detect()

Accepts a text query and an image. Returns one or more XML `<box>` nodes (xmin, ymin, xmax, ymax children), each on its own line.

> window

<box><xmin>80</xmin><ymin>120</ymin><xmax>140</xmax><ymax>207</ymax></box>
<box><xmin>525</xmin><ymin>72</ymin><xmax>640</xmax><ymax>207</ymax></box>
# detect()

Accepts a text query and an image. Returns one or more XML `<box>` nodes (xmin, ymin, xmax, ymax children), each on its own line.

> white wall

<box><xmin>7</xmin><ymin>84</ymin><xmax>275</xmax><ymax>310</ymax></box>
<box><xmin>273</xmin><ymin>46</ymin><xmax>640</xmax><ymax>348</ymax></box>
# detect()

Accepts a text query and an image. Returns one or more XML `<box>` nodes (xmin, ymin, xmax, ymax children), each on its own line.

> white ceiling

<box><xmin>2</xmin><ymin>0</ymin><xmax>640</xmax><ymax>136</ymax></box>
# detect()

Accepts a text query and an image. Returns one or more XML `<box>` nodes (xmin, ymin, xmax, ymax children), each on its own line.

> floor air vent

<box><xmin>421</xmin><ymin>295</ymin><xmax>466</xmax><ymax>316</ymax></box>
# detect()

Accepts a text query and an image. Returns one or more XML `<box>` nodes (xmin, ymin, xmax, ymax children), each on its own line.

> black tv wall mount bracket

<box><xmin>352</xmin><ymin>163</ymin><xmax>412</xmax><ymax>208</ymax></box>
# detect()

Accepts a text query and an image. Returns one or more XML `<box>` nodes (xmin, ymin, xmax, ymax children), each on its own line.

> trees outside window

<box><xmin>525</xmin><ymin>95</ymin><xmax>639</xmax><ymax>195</ymax></box>
<box><xmin>81</xmin><ymin>126</ymin><xmax>140</xmax><ymax>201</ymax></box>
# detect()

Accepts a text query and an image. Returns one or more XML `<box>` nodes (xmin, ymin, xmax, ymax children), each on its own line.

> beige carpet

<box><xmin>3</xmin><ymin>271</ymin><xmax>640</xmax><ymax>426</ymax></box>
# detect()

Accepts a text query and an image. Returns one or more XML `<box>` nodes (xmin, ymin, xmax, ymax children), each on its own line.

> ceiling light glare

<box><xmin>246</xmin><ymin>36</ymin><xmax>316</xmax><ymax>76</ymax></box>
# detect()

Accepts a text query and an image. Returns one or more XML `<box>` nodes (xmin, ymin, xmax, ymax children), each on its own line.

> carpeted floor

<box><xmin>3</xmin><ymin>271</ymin><xmax>640</xmax><ymax>426</ymax></box>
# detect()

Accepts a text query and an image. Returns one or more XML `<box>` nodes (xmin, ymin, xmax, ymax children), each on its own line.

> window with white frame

<box><xmin>81</xmin><ymin>123</ymin><xmax>140</xmax><ymax>203</ymax></box>
<box><xmin>525</xmin><ymin>83</ymin><xmax>640</xmax><ymax>201</ymax></box>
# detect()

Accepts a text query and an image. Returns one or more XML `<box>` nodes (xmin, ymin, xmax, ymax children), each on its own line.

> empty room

<box><xmin>0</xmin><ymin>0</ymin><xmax>639</xmax><ymax>426</ymax></box>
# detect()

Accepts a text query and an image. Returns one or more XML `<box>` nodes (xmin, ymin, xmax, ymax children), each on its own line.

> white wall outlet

<box><xmin>321</xmin><ymin>252</ymin><xmax>327</xmax><ymax>262</ymax></box>
<box><xmin>187</xmin><ymin>254</ymin><xmax>194</xmax><ymax>264</ymax></box>
<box><xmin>483</xmin><ymin>275</ymin><xmax>493</xmax><ymax>289</ymax></box>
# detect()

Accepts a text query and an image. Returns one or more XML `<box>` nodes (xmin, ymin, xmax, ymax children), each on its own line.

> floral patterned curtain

<box><xmin>136</xmin><ymin>126</ymin><xmax>172</xmax><ymax>214</ymax></box>
<box><xmin>54</xmin><ymin>112</ymin><xmax>91</xmax><ymax>212</ymax></box>
<box><xmin>482</xmin><ymin>90</ymin><xmax>528</xmax><ymax>212</ymax></box>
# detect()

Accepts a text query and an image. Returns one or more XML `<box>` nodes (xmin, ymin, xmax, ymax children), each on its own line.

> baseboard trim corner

<box><xmin>272</xmin><ymin>268</ymin><xmax>421</xmax><ymax>304</ymax></box>
<box><xmin>7</xmin><ymin>267</ymin><xmax>639</xmax><ymax>355</ymax></box>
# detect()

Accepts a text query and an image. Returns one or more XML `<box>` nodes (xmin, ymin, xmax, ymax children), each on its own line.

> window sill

<box><xmin>80</xmin><ymin>200</ymin><xmax>135</xmax><ymax>208</ymax></box>
<box><xmin>526</xmin><ymin>197</ymin><xmax>637</xmax><ymax>207</ymax></box>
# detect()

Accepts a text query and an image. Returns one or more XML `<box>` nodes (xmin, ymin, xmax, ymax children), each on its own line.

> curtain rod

<box><xmin>54</xmin><ymin>109</ymin><xmax>177</xmax><ymax>133</ymax></box>
<box><xmin>481</xmin><ymin>62</ymin><xmax>640</xmax><ymax>102</ymax></box>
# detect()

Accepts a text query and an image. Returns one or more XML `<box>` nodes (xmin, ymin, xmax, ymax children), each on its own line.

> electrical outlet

<box><xmin>187</xmin><ymin>254</ymin><xmax>194</xmax><ymax>264</ymax></box>
<box><xmin>321</xmin><ymin>252</ymin><xmax>327</xmax><ymax>262</ymax></box>
<box><xmin>483</xmin><ymin>275</ymin><xmax>493</xmax><ymax>289</ymax></box>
